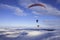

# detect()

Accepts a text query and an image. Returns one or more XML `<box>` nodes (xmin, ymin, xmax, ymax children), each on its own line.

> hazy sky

<box><xmin>0</xmin><ymin>0</ymin><xmax>60</xmax><ymax>29</ymax></box>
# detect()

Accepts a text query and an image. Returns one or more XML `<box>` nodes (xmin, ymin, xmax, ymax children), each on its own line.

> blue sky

<box><xmin>0</xmin><ymin>0</ymin><xmax>60</xmax><ymax>29</ymax></box>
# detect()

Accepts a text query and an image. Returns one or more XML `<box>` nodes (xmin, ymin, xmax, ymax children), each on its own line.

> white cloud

<box><xmin>42</xmin><ymin>19</ymin><xmax>60</xmax><ymax>29</ymax></box>
<box><xmin>56</xmin><ymin>0</ymin><xmax>60</xmax><ymax>3</ymax></box>
<box><xmin>0</xmin><ymin>4</ymin><xmax>27</xmax><ymax>16</ymax></box>
<box><xmin>14</xmin><ymin>7</ymin><xmax>27</xmax><ymax>16</ymax></box>
<box><xmin>19</xmin><ymin>0</ymin><xmax>40</xmax><ymax>8</ymax></box>
<box><xmin>19</xmin><ymin>0</ymin><xmax>33</xmax><ymax>8</ymax></box>
<box><xmin>31</xmin><ymin>4</ymin><xmax>60</xmax><ymax>16</ymax></box>
<box><xmin>46</xmin><ymin>5</ymin><xmax>60</xmax><ymax>16</ymax></box>
<box><xmin>27</xmin><ymin>31</ymin><xmax>45</xmax><ymax>37</ymax></box>
<box><xmin>0</xmin><ymin>28</ymin><xmax>20</xmax><ymax>38</ymax></box>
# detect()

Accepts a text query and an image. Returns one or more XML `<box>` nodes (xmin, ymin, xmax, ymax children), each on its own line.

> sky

<box><xmin>0</xmin><ymin>0</ymin><xmax>60</xmax><ymax>29</ymax></box>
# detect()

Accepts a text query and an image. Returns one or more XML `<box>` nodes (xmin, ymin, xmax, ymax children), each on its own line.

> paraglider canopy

<box><xmin>28</xmin><ymin>3</ymin><xmax>46</xmax><ymax>29</ymax></box>
<box><xmin>28</xmin><ymin>3</ymin><xmax>46</xmax><ymax>8</ymax></box>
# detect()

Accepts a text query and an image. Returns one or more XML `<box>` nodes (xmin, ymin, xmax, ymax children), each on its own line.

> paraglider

<box><xmin>28</xmin><ymin>3</ymin><xmax>46</xmax><ymax>29</ymax></box>
<box><xmin>36</xmin><ymin>19</ymin><xmax>40</xmax><ymax>28</ymax></box>
<box><xmin>36</xmin><ymin>19</ymin><xmax>38</xmax><ymax>23</ymax></box>
<box><xmin>28</xmin><ymin>3</ymin><xmax>46</xmax><ymax>8</ymax></box>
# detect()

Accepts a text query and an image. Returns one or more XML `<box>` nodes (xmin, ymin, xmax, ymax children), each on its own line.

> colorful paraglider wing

<box><xmin>28</xmin><ymin>4</ymin><xmax>46</xmax><ymax>8</ymax></box>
